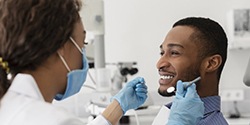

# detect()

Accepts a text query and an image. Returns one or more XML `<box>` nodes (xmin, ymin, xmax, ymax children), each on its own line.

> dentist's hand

<box><xmin>167</xmin><ymin>80</ymin><xmax>204</xmax><ymax>125</ymax></box>
<box><xmin>112</xmin><ymin>77</ymin><xmax>148</xmax><ymax>114</ymax></box>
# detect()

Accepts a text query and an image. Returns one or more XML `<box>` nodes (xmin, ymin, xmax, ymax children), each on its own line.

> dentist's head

<box><xmin>0</xmin><ymin>0</ymin><xmax>86</xmax><ymax>102</ymax></box>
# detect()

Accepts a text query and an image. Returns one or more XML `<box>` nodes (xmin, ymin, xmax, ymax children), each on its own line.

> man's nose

<box><xmin>156</xmin><ymin>56</ymin><xmax>171</xmax><ymax>70</ymax></box>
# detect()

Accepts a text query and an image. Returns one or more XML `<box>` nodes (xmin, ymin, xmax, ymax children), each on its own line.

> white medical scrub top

<box><xmin>0</xmin><ymin>73</ymin><xmax>110</xmax><ymax>125</ymax></box>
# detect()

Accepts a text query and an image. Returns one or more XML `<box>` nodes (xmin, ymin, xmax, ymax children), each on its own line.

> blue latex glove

<box><xmin>167</xmin><ymin>80</ymin><xmax>204</xmax><ymax>125</ymax></box>
<box><xmin>112</xmin><ymin>77</ymin><xmax>148</xmax><ymax>114</ymax></box>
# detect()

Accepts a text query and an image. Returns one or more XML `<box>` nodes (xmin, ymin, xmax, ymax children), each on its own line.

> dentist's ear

<box><xmin>203</xmin><ymin>55</ymin><xmax>222</xmax><ymax>73</ymax></box>
<box><xmin>56</xmin><ymin>44</ymin><xmax>72</xmax><ymax>72</ymax></box>
<box><xmin>57</xmin><ymin>47</ymin><xmax>65</xmax><ymax>57</ymax></box>
<box><xmin>57</xmin><ymin>40</ymin><xmax>71</xmax><ymax>57</ymax></box>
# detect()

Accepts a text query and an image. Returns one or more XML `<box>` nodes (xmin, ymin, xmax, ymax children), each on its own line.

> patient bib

<box><xmin>152</xmin><ymin>105</ymin><xmax>170</xmax><ymax>125</ymax></box>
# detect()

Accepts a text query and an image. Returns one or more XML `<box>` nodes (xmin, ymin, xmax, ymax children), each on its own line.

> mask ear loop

<box><xmin>57</xmin><ymin>53</ymin><xmax>71</xmax><ymax>72</ymax></box>
<box><xmin>69</xmin><ymin>37</ymin><xmax>83</xmax><ymax>54</ymax></box>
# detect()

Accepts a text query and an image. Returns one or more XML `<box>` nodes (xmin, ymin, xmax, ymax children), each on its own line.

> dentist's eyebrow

<box><xmin>83</xmin><ymin>30</ymin><xmax>88</xmax><ymax>45</ymax></box>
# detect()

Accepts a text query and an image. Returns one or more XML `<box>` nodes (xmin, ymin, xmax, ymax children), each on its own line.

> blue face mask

<box><xmin>55</xmin><ymin>37</ymin><xmax>89</xmax><ymax>101</ymax></box>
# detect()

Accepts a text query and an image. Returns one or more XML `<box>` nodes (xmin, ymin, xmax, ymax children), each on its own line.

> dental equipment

<box><xmin>166</xmin><ymin>76</ymin><xmax>201</xmax><ymax>93</ymax></box>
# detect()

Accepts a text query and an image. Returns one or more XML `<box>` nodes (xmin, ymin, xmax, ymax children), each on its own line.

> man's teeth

<box><xmin>160</xmin><ymin>75</ymin><xmax>173</xmax><ymax>80</ymax></box>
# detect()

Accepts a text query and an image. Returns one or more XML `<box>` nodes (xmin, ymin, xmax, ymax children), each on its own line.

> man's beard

<box><xmin>157</xmin><ymin>62</ymin><xmax>201</xmax><ymax>97</ymax></box>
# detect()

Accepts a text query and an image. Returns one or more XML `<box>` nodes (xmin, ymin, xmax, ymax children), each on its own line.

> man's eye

<box><xmin>170</xmin><ymin>51</ymin><xmax>180</xmax><ymax>55</ymax></box>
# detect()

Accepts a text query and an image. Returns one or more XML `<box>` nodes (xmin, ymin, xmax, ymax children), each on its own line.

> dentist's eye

<box><xmin>160</xmin><ymin>51</ymin><xmax>164</xmax><ymax>56</ymax></box>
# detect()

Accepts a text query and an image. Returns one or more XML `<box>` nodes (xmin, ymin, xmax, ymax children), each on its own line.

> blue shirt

<box><xmin>167</xmin><ymin>96</ymin><xmax>228</xmax><ymax>125</ymax></box>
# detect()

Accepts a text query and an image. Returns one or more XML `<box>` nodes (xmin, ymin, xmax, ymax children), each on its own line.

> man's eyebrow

<box><xmin>167</xmin><ymin>43</ymin><xmax>184</xmax><ymax>49</ymax></box>
<box><xmin>159</xmin><ymin>43</ymin><xmax>184</xmax><ymax>49</ymax></box>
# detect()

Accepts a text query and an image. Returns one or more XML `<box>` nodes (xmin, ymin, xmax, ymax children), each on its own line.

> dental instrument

<box><xmin>166</xmin><ymin>76</ymin><xmax>201</xmax><ymax>93</ymax></box>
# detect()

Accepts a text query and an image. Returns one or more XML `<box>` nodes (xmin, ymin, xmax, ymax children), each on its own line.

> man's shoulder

<box><xmin>199</xmin><ymin>96</ymin><xmax>229</xmax><ymax>125</ymax></box>
<box><xmin>198</xmin><ymin>111</ymin><xmax>228</xmax><ymax>125</ymax></box>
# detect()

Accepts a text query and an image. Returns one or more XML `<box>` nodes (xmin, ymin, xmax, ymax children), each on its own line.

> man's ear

<box><xmin>202</xmin><ymin>54</ymin><xmax>222</xmax><ymax>72</ymax></box>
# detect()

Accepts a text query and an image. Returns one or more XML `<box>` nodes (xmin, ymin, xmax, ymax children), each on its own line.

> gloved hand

<box><xmin>167</xmin><ymin>80</ymin><xmax>204</xmax><ymax>125</ymax></box>
<box><xmin>112</xmin><ymin>77</ymin><xmax>148</xmax><ymax>114</ymax></box>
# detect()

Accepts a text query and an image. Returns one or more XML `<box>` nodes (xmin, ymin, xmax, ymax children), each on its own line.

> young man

<box><xmin>156</xmin><ymin>17</ymin><xmax>229</xmax><ymax>124</ymax></box>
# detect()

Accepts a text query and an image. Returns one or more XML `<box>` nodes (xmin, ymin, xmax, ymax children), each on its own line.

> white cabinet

<box><xmin>227</xmin><ymin>9</ymin><xmax>250</xmax><ymax>50</ymax></box>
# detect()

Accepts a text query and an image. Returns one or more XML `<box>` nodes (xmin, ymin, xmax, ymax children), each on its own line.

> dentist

<box><xmin>0</xmin><ymin>0</ymin><xmax>147</xmax><ymax>125</ymax></box>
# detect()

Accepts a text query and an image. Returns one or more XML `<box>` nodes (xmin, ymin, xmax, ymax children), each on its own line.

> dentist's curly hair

<box><xmin>0</xmin><ymin>0</ymin><xmax>82</xmax><ymax>99</ymax></box>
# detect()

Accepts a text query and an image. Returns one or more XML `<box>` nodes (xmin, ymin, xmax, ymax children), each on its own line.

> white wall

<box><xmin>103</xmin><ymin>0</ymin><xmax>250</xmax><ymax>92</ymax></box>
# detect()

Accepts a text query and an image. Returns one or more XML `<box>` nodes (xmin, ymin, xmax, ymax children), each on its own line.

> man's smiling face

<box><xmin>156</xmin><ymin>25</ymin><xmax>201</xmax><ymax>97</ymax></box>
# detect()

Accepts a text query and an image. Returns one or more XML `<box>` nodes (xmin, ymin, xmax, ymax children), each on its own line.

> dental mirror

<box><xmin>166</xmin><ymin>76</ymin><xmax>201</xmax><ymax>93</ymax></box>
<box><xmin>167</xmin><ymin>86</ymin><xmax>175</xmax><ymax>93</ymax></box>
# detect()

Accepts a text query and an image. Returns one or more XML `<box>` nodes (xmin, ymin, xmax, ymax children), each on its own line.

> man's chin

<box><xmin>158</xmin><ymin>89</ymin><xmax>175</xmax><ymax>97</ymax></box>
